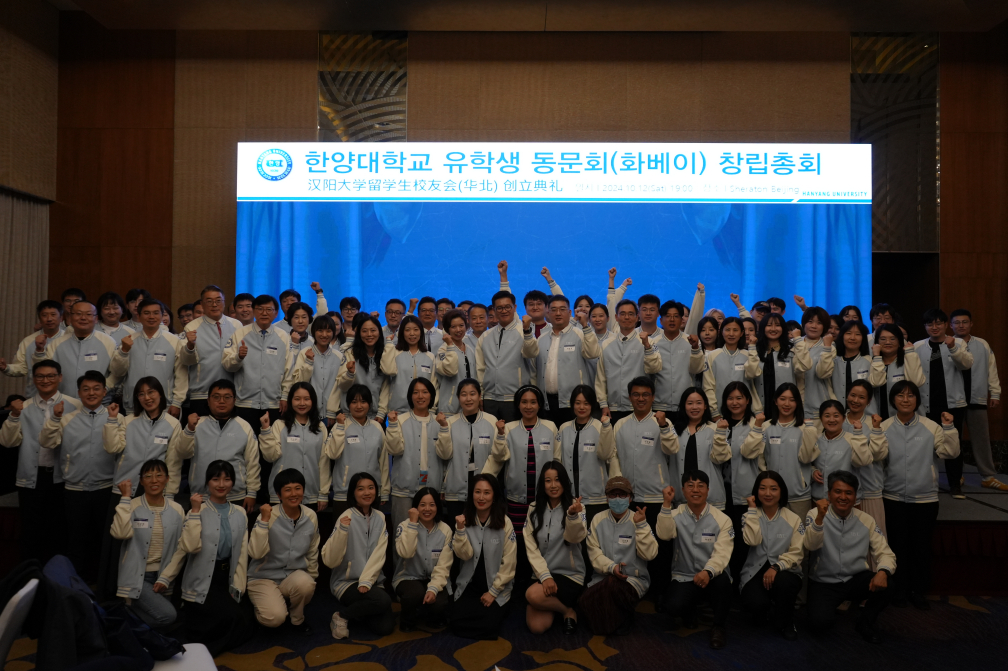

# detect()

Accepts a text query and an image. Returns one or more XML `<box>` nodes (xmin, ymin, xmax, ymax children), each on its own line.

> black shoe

<box><xmin>289</xmin><ymin>621</ymin><xmax>312</xmax><ymax>636</ymax></box>
<box><xmin>780</xmin><ymin>622</ymin><xmax>798</xmax><ymax>641</ymax></box>
<box><xmin>910</xmin><ymin>593</ymin><xmax>931</xmax><ymax>611</ymax></box>
<box><xmin>399</xmin><ymin>620</ymin><xmax>415</xmax><ymax>632</ymax></box>
<box><xmin>855</xmin><ymin>619</ymin><xmax>882</xmax><ymax>644</ymax></box>
<box><xmin>563</xmin><ymin>618</ymin><xmax>577</xmax><ymax>635</ymax></box>
<box><xmin>709</xmin><ymin>626</ymin><xmax>727</xmax><ymax>650</ymax></box>
<box><xmin>949</xmin><ymin>484</ymin><xmax>966</xmax><ymax>500</ymax></box>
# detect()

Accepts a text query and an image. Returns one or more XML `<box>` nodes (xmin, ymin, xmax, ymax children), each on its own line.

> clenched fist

<box><xmin>793</xmin><ymin>295</ymin><xmax>807</xmax><ymax>310</ymax></box>
<box><xmin>442</xmin><ymin>331</ymin><xmax>454</xmax><ymax>348</ymax></box>
<box><xmin>118</xmin><ymin>480</ymin><xmax>132</xmax><ymax>498</ymax></box>
<box><xmin>187</xmin><ymin>413</ymin><xmax>199</xmax><ymax>431</ymax></box>
<box><xmin>191</xmin><ymin>492</ymin><xmax>203</xmax><ymax>513</ymax></box>
<box><xmin>455</xmin><ymin>514</ymin><xmax>466</xmax><ymax>530</ymax></box>
<box><xmin>120</xmin><ymin>334</ymin><xmax>134</xmax><ymax>353</ymax></box>
<box><xmin>849</xmin><ymin>418</ymin><xmax>862</xmax><ymax>431</ymax></box>
<box><xmin>522</xmin><ymin>315</ymin><xmax>533</xmax><ymax>332</ymax></box>
<box><xmin>687</xmin><ymin>334</ymin><xmax>699</xmax><ymax>349</ymax></box>
<box><xmin>408</xmin><ymin>507</ymin><xmax>419</xmax><ymax>523</ymax></box>
<box><xmin>290</xmin><ymin>331</ymin><xmax>301</xmax><ymax>345</ymax></box>
<box><xmin>814</xmin><ymin>498</ymin><xmax>829</xmax><ymax>523</ymax></box>
<box><xmin>941</xmin><ymin>411</ymin><xmax>953</xmax><ymax>425</ymax></box>
<box><xmin>346</xmin><ymin>360</ymin><xmax>356</xmax><ymax>376</ymax></box>
<box><xmin>496</xmin><ymin>419</ymin><xmax>506</xmax><ymax>435</ymax></box>
<box><xmin>944</xmin><ymin>334</ymin><xmax>956</xmax><ymax>348</ymax></box>
<box><xmin>662</xmin><ymin>486</ymin><xmax>675</xmax><ymax>507</ymax></box>
<box><xmin>871</xmin><ymin>414</ymin><xmax>883</xmax><ymax>429</ymax></box>
<box><xmin>754</xmin><ymin>412</ymin><xmax>765</xmax><ymax>427</ymax></box>
<box><xmin>305</xmin><ymin>348</ymin><xmax>315</xmax><ymax>362</ymax></box>
<box><xmin>311</xmin><ymin>281</ymin><xmax>323</xmax><ymax>293</ymax></box>
<box><xmin>654</xmin><ymin>411</ymin><xmax>667</xmax><ymax>428</ymax></box>
<box><xmin>822</xmin><ymin>334</ymin><xmax>834</xmax><ymax>348</ymax></box>
<box><xmin>716</xmin><ymin>419</ymin><xmax>729</xmax><ymax>430</ymax></box>
<box><xmin>9</xmin><ymin>399</ymin><xmax>23</xmax><ymax>417</ymax></box>
<box><xmin>497</xmin><ymin>260</ymin><xmax>508</xmax><ymax>275</ymax></box>
<box><xmin>53</xmin><ymin>401</ymin><xmax>65</xmax><ymax>419</ymax></box>
<box><xmin>746</xmin><ymin>495</ymin><xmax>757</xmax><ymax>509</ymax></box>
<box><xmin>575</xmin><ymin>306</ymin><xmax>589</xmax><ymax>327</ymax></box>
<box><xmin>872</xmin><ymin>344</ymin><xmax>882</xmax><ymax>357</ymax></box>
<box><xmin>730</xmin><ymin>293</ymin><xmax>741</xmax><ymax>307</ymax></box>
<box><xmin>436</xmin><ymin>412</ymin><xmax>448</xmax><ymax>427</ymax></box>
<box><xmin>640</xmin><ymin>334</ymin><xmax>651</xmax><ymax>350</ymax></box>
<box><xmin>35</xmin><ymin>332</ymin><xmax>47</xmax><ymax>352</ymax></box>
<box><xmin>185</xmin><ymin>329</ymin><xmax>197</xmax><ymax>349</ymax></box>
<box><xmin>387</xmin><ymin>411</ymin><xmax>398</xmax><ymax>424</ymax></box>
<box><xmin>260</xmin><ymin>504</ymin><xmax>272</xmax><ymax>522</ymax></box>
<box><xmin>108</xmin><ymin>402</ymin><xmax>119</xmax><ymax>419</ymax></box>
<box><xmin>789</xmin><ymin>328</ymin><xmax>802</xmax><ymax>340</ymax></box>
<box><xmin>260</xmin><ymin>412</ymin><xmax>271</xmax><ymax>430</ymax></box>
<box><xmin>335</xmin><ymin>412</ymin><xmax>346</xmax><ymax>426</ymax></box>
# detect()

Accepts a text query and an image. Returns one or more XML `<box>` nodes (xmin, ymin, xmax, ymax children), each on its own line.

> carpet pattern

<box><xmin>6</xmin><ymin>592</ymin><xmax>1006</xmax><ymax>671</ymax></box>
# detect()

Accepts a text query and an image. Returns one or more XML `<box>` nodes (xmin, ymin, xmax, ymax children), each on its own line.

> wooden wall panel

<box><xmin>50</xmin><ymin>12</ymin><xmax>175</xmax><ymax>308</ymax></box>
<box><xmin>0</xmin><ymin>0</ymin><xmax>59</xmax><ymax>201</ymax></box>
<box><xmin>408</xmin><ymin>31</ymin><xmax>850</xmax><ymax>142</ymax></box>
<box><xmin>940</xmin><ymin>22</ymin><xmax>1008</xmax><ymax>440</ymax></box>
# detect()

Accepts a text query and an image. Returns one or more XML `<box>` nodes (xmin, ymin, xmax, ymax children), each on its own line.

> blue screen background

<box><xmin>236</xmin><ymin>200</ymin><xmax>872</xmax><ymax>316</ymax></box>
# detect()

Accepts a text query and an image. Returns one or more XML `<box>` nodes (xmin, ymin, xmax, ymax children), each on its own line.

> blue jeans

<box><xmin>131</xmin><ymin>571</ymin><xmax>177</xmax><ymax>628</ymax></box>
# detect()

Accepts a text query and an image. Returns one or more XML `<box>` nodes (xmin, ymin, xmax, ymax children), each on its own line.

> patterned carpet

<box><xmin>7</xmin><ymin>591</ymin><xmax>1005</xmax><ymax>671</ymax></box>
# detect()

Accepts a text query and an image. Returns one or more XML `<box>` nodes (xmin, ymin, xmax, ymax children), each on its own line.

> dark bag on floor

<box><xmin>103</xmin><ymin>603</ymin><xmax>184</xmax><ymax>666</ymax></box>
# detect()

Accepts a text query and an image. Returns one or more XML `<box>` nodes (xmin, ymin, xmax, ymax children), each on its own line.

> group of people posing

<box><xmin>0</xmin><ymin>261</ymin><xmax>1000</xmax><ymax>653</ymax></box>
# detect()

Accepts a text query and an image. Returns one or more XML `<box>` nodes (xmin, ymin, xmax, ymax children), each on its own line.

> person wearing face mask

<box><xmin>438</xmin><ymin>379</ymin><xmax>498</xmax><ymax>521</ymax></box>
<box><xmin>869</xmin><ymin>323</ymin><xmax>926</xmax><ymax>421</ymax></box>
<box><xmin>284</xmin><ymin>302</ymin><xmax>315</xmax><ymax>360</ymax></box>
<box><xmin>878</xmin><ymin>381</ymin><xmax>959</xmax><ymax>610</ymax></box>
<box><xmin>393</xmin><ymin>486</ymin><xmax>454</xmax><ymax>632</ymax></box>
<box><xmin>448</xmin><ymin>473</ymin><xmax>517</xmax><ymax>640</ymax></box>
<box><xmin>750</xmin><ymin>314</ymin><xmax>797</xmax><ymax>411</ymax></box>
<box><xmin>843</xmin><ymin>381</ymin><xmax>889</xmax><ymax>540</ymax></box>
<box><xmin>482</xmin><ymin>385</ymin><xmax>557</xmax><ymax>593</ymax></box>
<box><xmin>657</xmin><ymin>471</ymin><xmax>734</xmax><ymax>650</ymax></box>
<box><xmin>948</xmin><ymin>309</ymin><xmax>1006</xmax><ymax>490</ymax></box>
<box><xmin>669</xmin><ymin>388</ymin><xmax>730</xmax><ymax>510</ymax></box>
<box><xmin>739</xmin><ymin>471</ymin><xmax>804</xmax><ymax>641</ymax></box>
<box><xmin>831</xmin><ymin>321</ymin><xmax>875</xmax><ymax>414</ymax></box>
<box><xmin>715</xmin><ymin>381</ymin><xmax>766</xmax><ymax>588</ymax></box>
<box><xmin>38</xmin><ymin>371</ymin><xmax>115</xmax><ymax>582</ymax></box>
<box><xmin>914</xmin><ymin>308</ymin><xmax>973</xmax><ymax>499</ymax></box>
<box><xmin>35</xmin><ymin>301</ymin><xmax>118</xmax><ymax>399</ymax></box>
<box><xmin>111</xmin><ymin>299</ymin><xmax>189</xmax><ymax>418</ymax></box>
<box><xmin>259</xmin><ymin>383</ymin><xmax>331</xmax><ymax>511</ymax></box>
<box><xmin>247</xmin><ymin>468</ymin><xmax>321</xmax><ymax>633</ymax></box>
<box><xmin>705</xmin><ymin>316</ymin><xmax>762</xmax><ymax>419</ymax></box>
<box><xmin>578</xmin><ymin>476</ymin><xmax>658</xmax><ymax>636</ymax></box>
<box><xmin>0</xmin><ymin>300</ymin><xmax>65</xmax><ymax>397</ymax></box>
<box><xmin>525</xmin><ymin>295</ymin><xmax>601</xmax><ymax>427</ymax></box>
<box><xmin>524</xmin><ymin>462</ymin><xmax>588</xmax><ymax>635</ymax></box>
<box><xmin>111</xmin><ymin>459</ymin><xmax>186</xmax><ymax>628</ymax></box>
<box><xmin>330</xmin><ymin>314</ymin><xmax>389</xmax><ymax>422</ymax></box>
<box><xmin>595</xmin><ymin>301</ymin><xmax>662</xmax><ymax>423</ymax></box>
<box><xmin>180</xmin><ymin>286</ymin><xmax>244</xmax><ymax>417</ymax></box>
<box><xmin>805</xmin><ymin>471</ymin><xmax>895</xmax><ymax>643</ymax></box>
<box><xmin>652</xmin><ymin>300</ymin><xmax>705</xmax><ymax>415</ymax></box>
<box><xmin>792</xmin><ymin>307</ymin><xmax>837</xmax><ymax>423</ymax></box>
<box><xmin>385</xmin><ymin>378</ymin><xmax>452</xmax><ymax>563</ymax></box>
<box><xmin>290</xmin><ymin>315</ymin><xmax>345</xmax><ymax>424</ymax></box>
<box><xmin>325</xmin><ymin>385</ymin><xmax>390</xmax><ymax>517</ymax></box>
<box><xmin>161</xmin><ymin>460</ymin><xmax>255</xmax><ymax>655</ymax></box>
<box><xmin>809</xmin><ymin>400</ymin><xmax>876</xmax><ymax>501</ymax></box>
<box><xmin>381</xmin><ymin>315</ymin><xmax>438</xmax><ymax>416</ymax></box>
<box><xmin>435</xmin><ymin>310</ymin><xmax>478</xmax><ymax>415</ymax></box>
<box><xmin>178</xmin><ymin>379</ymin><xmax>260</xmax><ymax>513</ymax></box>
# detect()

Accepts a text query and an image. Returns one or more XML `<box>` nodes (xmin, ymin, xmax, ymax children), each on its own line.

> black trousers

<box><xmin>235</xmin><ymin>407</ymin><xmax>281</xmax><ymax>505</ymax></box>
<box><xmin>337</xmin><ymin>582</ymin><xmax>396</xmax><ymax>635</ymax></box>
<box><xmin>927</xmin><ymin>407</ymin><xmax>966</xmax><ymax>487</ymax></box>
<box><xmin>17</xmin><ymin>468</ymin><xmax>65</xmax><ymax>564</ymax></box>
<box><xmin>644</xmin><ymin>503</ymin><xmax>673</xmax><ymax>598</ymax></box>
<box><xmin>883</xmin><ymin>499</ymin><xmax>938</xmax><ymax>598</ymax></box>
<box><xmin>180</xmin><ymin>560</ymin><xmax>256</xmax><ymax>656</ymax></box>
<box><xmin>545</xmin><ymin>394</ymin><xmax>574</xmax><ymax>428</ymax></box>
<box><xmin>449</xmin><ymin>586</ymin><xmax>508</xmax><ymax>640</ymax></box>
<box><xmin>663</xmin><ymin>573</ymin><xmax>732</xmax><ymax>627</ymax></box>
<box><xmin>740</xmin><ymin>563</ymin><xmax>802</xmax><ymax>626</ymax></box>
<box><xmin>97</xmin><ymin>490</ymin><xmax>123</xmax><ymax>600</ymax></box>
<box><xmin>482</xmin><ymin>400</ymin><xmax>518</xmax><ymax>423</ymax></box>
<box><xmin>807</xmin><ymin>572</ymin><xmax>889</xmax><ymax>630</ymax></box>
<box><xmin>725</xmin><ymin>503</ymin><xmax>749</xmax><ymax>593</ymax></box>
<box><xmin>396</xmin><ymin>579</ymin><xmax>450</xmax><ymax>627</ymax></box>
<box><xmin>65</xmin><ymin>487</ymin><xmax>113</xmax><ymax>583</ymax></box>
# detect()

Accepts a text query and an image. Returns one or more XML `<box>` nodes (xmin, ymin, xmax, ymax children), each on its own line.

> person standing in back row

<box><xmin>180</xmin><ymin>286</ymin><xmax>243</xmax><ymax>417</ymax></box>
<box><xmin>476</xmin><ymin>290</ymin><xmax>539</xmax><ymax>423</ymax></box>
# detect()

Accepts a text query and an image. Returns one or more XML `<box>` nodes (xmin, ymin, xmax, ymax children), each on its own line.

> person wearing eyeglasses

<box><xmin>179</xmin><ymin>285</ymin><xmax>243</xmax><ymax>417</ymax></box>
<box><xmin>177</xmin><ymin>379</ymin><xmax>261</xmax><ymax>513</ymax></box>
<box><xmin>1</xmin><ymin>359</ymin><xmax>81</xmax><ymax>563</ymax></box>
<box><xmin>415</xmin><ymin>297</ymin><xmax>444</xmax><ymax>355</ymax></box>
<box><xmin>33</xmin><ymin>301</ymin><xmax>117</xmax><ymax>399</ymax></box>
<box><xmin>383</xmin><ymin>299</ymin><xmax>407</xmax><ymax>343</ymax></box>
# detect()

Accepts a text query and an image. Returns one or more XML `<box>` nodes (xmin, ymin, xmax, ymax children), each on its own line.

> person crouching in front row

<box><xmin>111</xmin><ymin>458</ymin><xmax>186</xmax><ymax>628</ymax></box>
<box><xmin>323</xmin><ymin>471</ymin><xmax>394</xmax><ymax>639</ymax></box>
<box><xmin>656</xmin><ymin>470</ymin><xmax>734</xmax><ymax>650</ymax></box>
<box><xmin>246</xmin><ymin>468</ymin><xmax>320</xmax><ymax>633</ymax></box>
<box><xmin>393</xmin><ymin>486</ymin><xmax>454</xmax><ymax>632</ymax></box>
<box><xmin>804</xmin><ymin>470</ymin><xmax>896</xmax><ymax>644</ymax></box>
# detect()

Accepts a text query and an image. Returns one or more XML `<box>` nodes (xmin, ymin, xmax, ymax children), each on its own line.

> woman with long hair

<box><xmin>554</xmin><ymin>385</ymin><xmax>618</xmax><ymax>524</ymax></box>
<box><xmin>448</xmin><ymin>473</ymin><xmax>516</xmax><ymax>640</ymax></box>
<box><xmin>703</xmin><ymin>317</ymin><xmax>762</xmax><ymax>419</ymax></box>
<box><xmin>332</xmin><ymin>314</ymin><xmax>389</xmax><ymax>421</ymax></box>
<box><xmin>524</xmin><ymin>461</ymin><xmax>587</xmax><ymax>634</ymax></box>
<box><xmin>752</xmin><ymin>383</ymin><xmax>819</xmax><ymax>520</ymax></box>
<box><xmin>750</xmin><ymin>313</ymin><xmax>796</xmax><ymax>411</ymax></box>
<box><xmin>291</xmin><ymin>315</ymin><xmax>345</xmax><ymax>424</ymax></box>
<box><xmin>381</xmin><ymin>314</ymin><xmax>437</xmax><ymax>416</ymax></box>
<box><xmin>669</xmin><ymin>387</ymin><xmax>729</xmax><ymax>509</ymax></box>
<box><xmin>259</xmin><ymin>382</ymin><xmax>330</xmax><ymax>510</ymax></box>
<box><xmin>868</xmin><ymin>323</ymin><xmax>925</xmax><ymax>420</ymax></box>
<box><xmin>832</xmin><ymin>321</ymin><xmax>874</xmax><ymax>413</ymax></box>
<box><xmin>845</xmin><ymin>380</ymin><xmax>888</xmax><ymax>538</ymax></box>
<box><xmin>439</xmin><ymin>378</ymin><xmax>499</xmax><ymax>521</ymax></box>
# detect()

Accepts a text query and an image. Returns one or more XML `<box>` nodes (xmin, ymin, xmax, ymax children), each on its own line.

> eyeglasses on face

<box><xmin>34</xmin><ymin>373</ymin><xmax>59</xmax><ymax>381</ymax></box>
<box><xmin>210</xmin><ymin>394</ymin><xmax>234</xmax><ymax>402</ymax></box>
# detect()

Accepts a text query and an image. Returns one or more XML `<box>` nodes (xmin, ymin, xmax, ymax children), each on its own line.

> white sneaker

<box><xmin>331</xmin><ymin>613</ymin><xmax>349</xmax><ymax>639</ymax></box>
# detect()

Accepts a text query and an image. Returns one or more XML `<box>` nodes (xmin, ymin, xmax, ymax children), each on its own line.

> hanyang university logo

<box><xmin>257</xmin><ymin>148</ymin><xmax>293</xmax><ymax>181</ymax></box>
